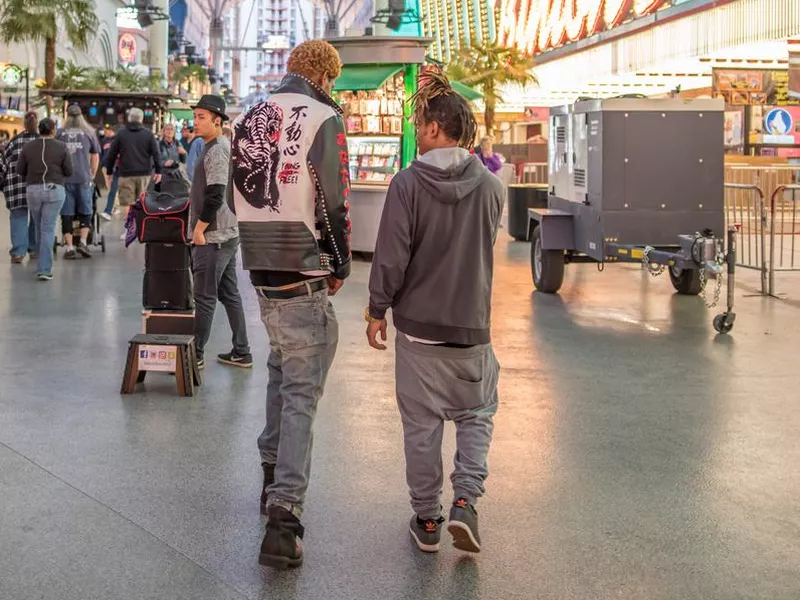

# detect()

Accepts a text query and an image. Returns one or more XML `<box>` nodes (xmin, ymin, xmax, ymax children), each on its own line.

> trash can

<box><xmin>507</xmin><ymin>184</ymin><xmax>548</xmax><ymax>241</ymax></box>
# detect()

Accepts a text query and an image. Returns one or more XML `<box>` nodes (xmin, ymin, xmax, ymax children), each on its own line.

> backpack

<box><xmin>129</xmin><ymin>166</ymin><xmax>191</xmax><ymax>243</ymax></box>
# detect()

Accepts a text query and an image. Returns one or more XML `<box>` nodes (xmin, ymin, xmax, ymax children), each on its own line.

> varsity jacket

<box><xmin>230</xmin><ymin>73</ymin><xmax>352</xmax><ymax>280</ymax></box>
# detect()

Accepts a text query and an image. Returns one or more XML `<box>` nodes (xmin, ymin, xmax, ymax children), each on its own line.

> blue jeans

<box><xmin>104</xmin><ymin>172</ymin><xmax>119</xmax><ymax>214</ymax></box>
<box><xmin>27</xmin><ymin>184</ymin><xmax>66</xmax><ymax>275</ymax></box>
<box><xmin>9</xmin><ymin>208</ymin><xmax>36</xmax><ymax>258</ymax></box>
<box><xmin>257</xmin><ymin>288</ymin><xmax>338</xmax><ymax>517</ymax></box>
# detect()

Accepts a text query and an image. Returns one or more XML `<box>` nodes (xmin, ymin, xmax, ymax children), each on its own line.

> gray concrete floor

<box><xmin>1</xmin><ymin>217</ymin><xmax>799</xmax><ymax>600</ymax></box>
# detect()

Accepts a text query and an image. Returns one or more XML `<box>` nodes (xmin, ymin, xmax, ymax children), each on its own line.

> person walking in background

<box><xmin>476</xmin><ymin>135</ymin><xmax>503</xmax><ymax>175</ymax></box>
<box><xmin>57</xmin><ymin>105</ymin><xmax>100</xmax><ymax>259</ymax></box>
<box><xmin>366</xmin><ymin>70</ymin><xmax>504</xmax><ymax>555</ymax></box>
<box><xmin>231</xmin><ymin>39</ymin><xmax>351</xmax><ymax>569</ymax></box>
<box><xmin>180</xmin><ymin>124</ymin><xmax>195</xmax><ymax>154</ymax></box>
<box><xmin>0</xmin><ymin>111</ymin><xmax>39</xmax><ymax>263</ymax></box>
<box><xmin>159</xmin><ymin>123</ymin><xmax>186</xmax><ymax>168</ymax></box>
<box><xmin>104</xmin><ymin>108</ymin><xmax>162</xmax><ymax>235</ymax></box>
<box><xmin>17</xmin><ymin>118</ymin><xmax>73</xmax><ymax>281</ymax></box>
<box><xmin>100</xmin><ymin>126</ymin><xmax>120</xmax><ymax>221</ymax></box>
<box><xmin>189</xmin><ymin>95</ymin><xmax>251</xmax><ymax>371</ymax></box>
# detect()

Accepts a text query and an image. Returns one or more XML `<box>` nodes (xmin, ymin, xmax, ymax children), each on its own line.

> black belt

<box><xmin>256</xmin><ymin>279</ymin><xmax>327</xmax><ymax>300</ymax></box>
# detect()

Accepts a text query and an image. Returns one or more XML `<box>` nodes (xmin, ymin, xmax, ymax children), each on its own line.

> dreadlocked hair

<box><xmin>410</xmin><ymin>68</ymin><xmax>477</xmax><ymax>149</ymax></box>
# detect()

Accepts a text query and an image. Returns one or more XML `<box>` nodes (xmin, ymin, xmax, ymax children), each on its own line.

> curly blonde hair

<box><xmin>287</xmin><ymin>40</ymin><xmax>342</xmax><ymax>83</ymax></box>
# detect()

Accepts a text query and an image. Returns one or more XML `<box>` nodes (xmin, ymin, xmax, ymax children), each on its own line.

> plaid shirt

<box><xmin>1</xmin><ymin>132</ymin><xmax>38</xmax><ymax>210</ymax></box>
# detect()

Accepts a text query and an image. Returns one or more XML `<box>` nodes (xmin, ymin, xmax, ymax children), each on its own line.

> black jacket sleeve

<box><xmin>150</xmin><ymin>133</ymin><xmax>162</xmax><ymax>174</ymax></box>
<box><xmin>307</xmin><ymin>114</ymin><xmax>352</xmax><ymax>280</ymax></box>
<box><xmin>105</xmin><ymin>135</ymin><xmax>120</xmax><ymax>174</ymax></box>
<box><xmin>199</xmin><ymin>184</ymin><xmax>225</xmax><ymax>223</ymax></box>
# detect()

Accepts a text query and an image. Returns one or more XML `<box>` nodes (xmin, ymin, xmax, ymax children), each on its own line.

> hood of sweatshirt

<box><xmin>126</xmin><ymin>122</ymin><xmax>144</xmax><ymax>132</ymax></box>
<box><xmin>409</xmin><ymin>148</ymin><xmax>486</xmax><ymax>205</ymax></box>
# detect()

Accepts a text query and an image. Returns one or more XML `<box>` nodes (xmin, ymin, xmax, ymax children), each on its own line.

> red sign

<box><xmin>498</xmin><ymin>0</ymin><xmax>669</xmax><ymax>55</ymax></box>
<box><xmin>118</xmin><ymin>33</ymin><xmax>137</xmax><ymax>64</ymax></box>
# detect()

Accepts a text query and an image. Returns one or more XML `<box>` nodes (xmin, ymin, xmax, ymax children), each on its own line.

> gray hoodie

<box><xmin>368</xmin><ymin>149</ymin><xmax>505</xmax><ymax>345</ymax></box>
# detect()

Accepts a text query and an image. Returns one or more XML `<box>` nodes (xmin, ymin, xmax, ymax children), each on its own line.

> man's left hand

<box><xmin>153</xmin><ymin>173</ymin><xmax>162</xmax><ymax>184</ymax></box>
<box><xmin>192</xmin><ymin>229</ymin><xmax>206</xmax><ymax>246</ymax></box>
<box><xmin>366</xmin><ymin>319</ymin><xmax>388</xmax><ymax>351</ymax></box>
<box><xmin>327</xmin><ymin>276</ymin><xmax>344</xmax><ymax>296</ymax></box>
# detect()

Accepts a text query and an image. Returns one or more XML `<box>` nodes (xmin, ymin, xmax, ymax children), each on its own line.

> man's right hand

<box><xmin>327</xmin><ymin>276</ymin><xmax>344</xmax><ymax>296</ymax></box>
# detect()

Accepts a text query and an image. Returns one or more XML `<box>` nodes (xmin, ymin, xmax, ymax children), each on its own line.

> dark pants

<box><xmin>192</xmin><ymin>237</ymin><xmax>250</xmax><ymax>359</ymax></box>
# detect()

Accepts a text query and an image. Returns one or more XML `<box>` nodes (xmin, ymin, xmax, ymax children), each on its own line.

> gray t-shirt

<box><xmin>58</xmin><ymin>128</ymin><xmax>100</xmax><ymax>184</ymax></box>
<box><xmin>189</xmin><ymin>136</ymin><xmax>238</xmax><ymax>244</ymax></box>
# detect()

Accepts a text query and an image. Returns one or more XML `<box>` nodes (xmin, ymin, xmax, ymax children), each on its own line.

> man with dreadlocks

<box><xmin>366</xmin><ymin>69</ymin><xmax>504</xmax><ymax>554</ymax></box>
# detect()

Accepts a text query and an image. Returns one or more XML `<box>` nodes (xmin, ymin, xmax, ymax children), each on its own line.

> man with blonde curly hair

<box><xmin>231</xmin><ymin>39</ymin><xmax>351</xmax><ymax>569</ymax></box>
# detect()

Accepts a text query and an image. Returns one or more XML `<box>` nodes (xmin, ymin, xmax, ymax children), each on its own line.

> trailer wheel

<box><xmin>669</xmin><ymin>266</ymin><xmax>702</xmax><ymax>295</ymax></box>
<box><xmin>531</xmin><ymin>225</ymin><xmax>565</xmax><ymax>293</ymax></box>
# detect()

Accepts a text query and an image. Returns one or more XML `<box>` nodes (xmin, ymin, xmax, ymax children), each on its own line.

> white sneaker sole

<box><xmin>447</xmin><ymin>521</ymin><xmax>481</xmax><ymax>553</ymax></box>
<box><xmin>217</xmin><ymin>358</ymin><xmax>253</xmax><ymax>368</ymax></box>
<box><xmin>409</xmin><ymin>526</ymin><xmax>440</xmax><ymax>553</ymax></box>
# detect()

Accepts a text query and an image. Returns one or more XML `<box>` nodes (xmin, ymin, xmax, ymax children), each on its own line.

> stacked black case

<box><xmin>143</xmin><ymin>243</ymin><xmax>193</xmax><ymax>310</ymax></box>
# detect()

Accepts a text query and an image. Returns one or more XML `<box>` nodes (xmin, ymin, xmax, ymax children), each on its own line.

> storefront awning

<box><xmin>451</xmin><ymin>81</ymin><xmax>482</xmax><ymax>101</ymax></box>
<box><xmin>170</xmin><ymin>108</ymin><xmax>194</xmax><ymax>121</ymax></box>
<box><xmin>334</xmin><ymin>65</ymin><xmax>404</xmax><ymax>92</ymax></box>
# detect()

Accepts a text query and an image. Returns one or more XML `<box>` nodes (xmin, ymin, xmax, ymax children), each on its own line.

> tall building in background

<box><xmin>222</xmin><ymin>0</ymin><xmax>361</xmax><ymax>99</ymax></box>
<box><xmin>420</xmin><ymin>0</ymin><xmax>497</xmax><ymax>62</ymax></box>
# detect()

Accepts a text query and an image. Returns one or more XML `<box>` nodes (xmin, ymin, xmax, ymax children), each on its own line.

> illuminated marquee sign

<box><xmin>498</xmin><ymin>0</ymin><xmax>669</xmax><ymax>55</ymax></box>
<box><xmin>118</xmin><ymin>33</ymin><xmax>137</xmax><ymax>64</ymax></box>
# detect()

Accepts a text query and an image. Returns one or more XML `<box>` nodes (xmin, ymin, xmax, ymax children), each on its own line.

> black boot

<box><xmin>260</xmin><ymin>463</ymin><xmax>275</xmax><ymax>515</ymax></box>
<box><xmin>259</xmin><ymin>505</ymin><xmax>305</xmax><ymax>569</ymax></box>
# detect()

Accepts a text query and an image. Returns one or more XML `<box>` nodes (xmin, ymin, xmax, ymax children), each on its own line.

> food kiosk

<box><xmin>38</xmin><ymin>90</ymin><xmax>173</xmax><ymax>132</ymax></box>
<box><xmin>328</xmin><ymin>36</ymin><xmax>432</xmax><ymax>253</ymax></box>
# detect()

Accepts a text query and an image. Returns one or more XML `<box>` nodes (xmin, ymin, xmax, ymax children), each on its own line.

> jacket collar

<box><xmin>274</xmin><ymin>73</ymin><xmax>343</xmax><ymax>115</ymax></box>
<box><xmin>126</xmin><ymin>122</ymin><xmax>144</xmax><ymax>132</ymax></box>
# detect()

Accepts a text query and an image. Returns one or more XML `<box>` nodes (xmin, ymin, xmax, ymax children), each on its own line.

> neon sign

<box><xmin>118</xmin><ymin>33</ymin><xmax>137</xmax><ymax>64</ymax></box>
<box><xmin>499</xmin><ymin>0</ymin><xmax>669</xmax><ymax>55</ymax></box>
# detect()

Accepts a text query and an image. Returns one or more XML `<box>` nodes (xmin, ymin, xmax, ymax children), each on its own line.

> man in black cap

<box><xmin>190</xmin><ymin>94</ymin><xmax>251</xmax><ymax>370</ymax></box>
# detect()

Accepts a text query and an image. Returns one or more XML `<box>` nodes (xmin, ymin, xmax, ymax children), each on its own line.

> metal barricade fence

<box><xmin>518</xmin><ymin>162</ymin><xmax>548</xmax><ymax>184</ymax></box>
<box><xmin>724</xmin><ymin>164</ymin><xmax>798</xmax><ymax>204</ymax></box>
<box><xmin>724</xmin><ymin>183</ymin><xmax>768</xmax><ymax>294</ymax></box>
<box><xmin>768</xmin><ymin>184</ymin><xmax>800</xmax><ymax>296</ymax></box>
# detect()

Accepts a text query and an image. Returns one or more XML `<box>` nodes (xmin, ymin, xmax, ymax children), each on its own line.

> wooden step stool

<box><xmin>121</xmin><ymin>334</ymin><xmax>202</xmax><ymax>397</ymax></box>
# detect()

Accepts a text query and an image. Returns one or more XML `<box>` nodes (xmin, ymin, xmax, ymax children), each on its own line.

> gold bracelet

<box><xmin>364</xmin><ymin>307</ymin><xmax>383</xmax><ymax>323</ymax></box>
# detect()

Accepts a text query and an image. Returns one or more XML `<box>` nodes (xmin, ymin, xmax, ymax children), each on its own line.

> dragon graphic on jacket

<box><xmin>232</xmin><ymin>102</ymin><xmax>283</xmax><ymax>211</ymax></box>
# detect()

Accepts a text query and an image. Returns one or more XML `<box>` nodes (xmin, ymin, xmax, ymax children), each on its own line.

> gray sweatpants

<box><xmin>395</xmin><ymin>334</ymin><xmax>500</xmax><ymax>520</ymax></box>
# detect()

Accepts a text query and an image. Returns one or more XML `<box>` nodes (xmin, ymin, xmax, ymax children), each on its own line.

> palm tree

<box><xmin>52</xmin><ymin>58</ymin><xmax>91</xmax><ymax>90</ymax></box>
<box><xmin>0</xmin><ymin>0</ymin><xmax>98</xmax><ymax>108</ymax></box>
<box><xmin>87</xmin><ymin>67</ymin><xmax>119</xmax><ymax>92</ymax></box>
<box><xmin>172</xmin><ymin>64</ymin><xmax>208</xmax><ymax>98</ymax></box>
<box><xmin>116</xmin><ymin>67</ymin><xmax>149</xmax><ymax>93</ymax></box>
<box><xmin>447</xmin><ymin>43</ymin><xmax>538</xmax><ymax>135</ymax></box>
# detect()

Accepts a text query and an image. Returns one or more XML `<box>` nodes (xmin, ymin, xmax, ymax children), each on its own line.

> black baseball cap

<box><xmin>191</xmin><ymin>94</ymin><xmax>229</xmax><ymax>121</ymax></box>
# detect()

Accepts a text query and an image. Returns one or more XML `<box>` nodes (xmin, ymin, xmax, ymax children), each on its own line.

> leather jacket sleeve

<box><xmin>307</xmin><ymin>114</ymin><xmax>352</xmax><ymax>280</ymax></box>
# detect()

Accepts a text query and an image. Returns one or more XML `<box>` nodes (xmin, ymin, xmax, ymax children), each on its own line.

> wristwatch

<box><xmin>364</xmin><ymin>307</ymin><xmax>383</xmax><ymax>323</ymax></box>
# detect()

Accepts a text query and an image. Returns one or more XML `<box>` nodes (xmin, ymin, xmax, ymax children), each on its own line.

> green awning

<box><xmin>170</xmin><ymin>108</ymin><xmax>194</xmax><ymax>121</ymax></box>
<box><xmin>451</xmin><ymin>81</ymin><xmax>482</xmax><ymax>102</ymax></box>
<box><xmin>334</xmin><ymin>64</ymin><xmax>404</xmax><ymax>92</ymax></box>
